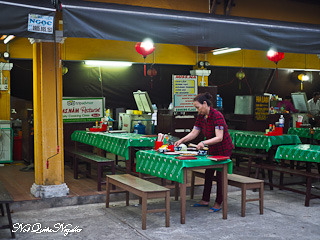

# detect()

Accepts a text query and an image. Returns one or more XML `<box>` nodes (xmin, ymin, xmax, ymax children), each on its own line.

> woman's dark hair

<box><xmin>313</xmin><ymin>92</ymin><xmax>320</xmax><ymax>97</ymax></box>
<box><xmin>193</xmin><ymin>92</ymin><xmax>212</xmax><ymax>106</ymax></box>
<box><xmin>284</xmin><ymin>96</ymin><xmax>292</xmax><ymax>101</ymax></box>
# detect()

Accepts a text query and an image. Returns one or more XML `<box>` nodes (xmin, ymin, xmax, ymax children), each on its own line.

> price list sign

<box><xmin>172</xmin><ymin>75</ymin><xmax>198</xmax><ymax>112</ymax></box>
<box><xmin>254</xmin><ymin>95</ymin><xmax>270</xmax><ymax>121</ymax></box>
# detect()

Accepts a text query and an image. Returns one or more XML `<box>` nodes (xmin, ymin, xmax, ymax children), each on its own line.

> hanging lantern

<box><xmin>147</xmin><ymin>67</ymin><xmax>157</xmax><ymax>88</ymax></box>
<box><xmin>62</xmin><ymin>66</ymin><xmax>68</xmax><ymax>75</ymax></box>
<box><xmin>236</xmin><ymin>70</ymin><xmax>245</xmax><ymax>90</ymax></box>
<box><xmin>236</xmin><ymin>71</ymin><xmax>245</xmax><ymax>79</ymax></box>
<box><xmin>147</xmin><ymin>67</ymin><xmax>157</xmax><ymax>77</ymax></box>
<box><xmin>298</xmin><ymin>73</ymin><xmax>309</xmax><ymax>91</ymax></box>
<box><xmin>135</xmin><ymin>40</ymin><xmax>155</xmax><ymax>76</ymax></box>
<box><xmin>267</xmin><ymin>50</ymin><xmax>284</xmax><ymax>82</ymax></box>
<box><xmin>267</xmin><ymin>50</ymin><xmax>284</xmax><ymax>64</ymax></box>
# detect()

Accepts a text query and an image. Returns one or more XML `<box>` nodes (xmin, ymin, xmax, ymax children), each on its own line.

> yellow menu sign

<box><xmin>254</xmin><ymin>95</ymin><xmax>270</xmax><ymax>121</ymax></box>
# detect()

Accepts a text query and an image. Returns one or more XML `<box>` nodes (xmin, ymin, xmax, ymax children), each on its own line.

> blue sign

<box><xmin>28</xmin><ymin>14</ymin><xmax>54</xmax><ymax>34</ymax></box>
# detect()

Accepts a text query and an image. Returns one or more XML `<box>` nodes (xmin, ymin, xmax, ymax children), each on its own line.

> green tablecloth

<box><xmin>228</xmin><ymin>130</ymin><xmax>301</xmax><ymax>152</ymax></box>
<box><xmin>71</xmin><ymin>130</ymin><xmax>156</xmax><ymax>160</ymax></box>
<box><xmin>275</xmin><ymin>144</ymin><xmax>320</xmax><ymax>163</ymax></box>
<box><xmin>136</xmin><ymin>150</ymin><xmax>233</xmax><ymax>184</ymax></box>
<box><xmin>288</xmin><ymin>127</ymin><xmax>320</xmax><ymax>140</ymax></box>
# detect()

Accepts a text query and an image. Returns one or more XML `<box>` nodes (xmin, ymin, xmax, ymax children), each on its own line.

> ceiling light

<box><xmin>84</xmin><ymin>60</ymin><xmax>132</xmax><ymax>67</ymax></box>
<box><xmin>3</xmin><ymin>52</ymin><xmax>10</xmax><ymax>60</ymax></box>
<box><xmin>213</xmin><ymin>47</ymin><xmax>241</xmax><ymax>55</ymax></box>
<box><xmin>141</xmin><ymin>38</ymin><xmax>154</xmax><ymax>51</ymax></box>
<box><xmin>3</xmin><ymin>35</ymin><xmax>15</xmax><ymax>44</ymax></box>
<box><xmin>267</xmin><ymin>50</ymin><xmax>275</xmax><ymax>57</ymax></box>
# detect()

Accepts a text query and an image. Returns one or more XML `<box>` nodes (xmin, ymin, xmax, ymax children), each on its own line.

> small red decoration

<box><xmin>147</xmin><ymin>68</ymin><xmax>157</xmax><ymax>77</ymax></box>
<box><xmin>147</xmin><ymin>67</ymin><xmax>157</xmax><ymax>88</ymax></box>
<box><xmin>135</xmin><ymin>42</ymin><xmax>155</xmax><ymax>76</ymax></box>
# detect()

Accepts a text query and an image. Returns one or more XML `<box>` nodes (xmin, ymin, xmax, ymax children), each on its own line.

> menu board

<box><xmin>172</xmin><ymin>75</ymin><xmax>198</xmax><ymax>112</ymax></box>
<box><xmin>254</xmin><ymin>95</ymin><xmax>270</xmax><ymax>121</ymax></box>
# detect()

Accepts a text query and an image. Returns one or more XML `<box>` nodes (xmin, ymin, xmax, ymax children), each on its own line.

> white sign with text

<box><xmin>28</xmin><ymin>14</ymin><xmax>54</xmax><ymax>34</ymax></box>
<box><xmin>172</xmin><ymin>75</ymin><xmax>197</xmax><ymax>112</ymax></box>
<box><xmin>62</xmin><ymin>97</ymin><xmax>105</xmax><ymax>123</ymax></box>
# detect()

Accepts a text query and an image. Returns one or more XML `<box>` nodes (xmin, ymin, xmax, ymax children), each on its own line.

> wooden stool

<box><xmin>191</xmin><ymin>169</ymin><xmax>264</xmax><ymax>217</ymax></box>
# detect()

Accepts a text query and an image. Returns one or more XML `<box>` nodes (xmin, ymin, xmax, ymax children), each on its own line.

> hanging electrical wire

<box><xmin>46</xmin><ymin>17</ymin><xmax>60</xmax><ymax>169</ymax></box>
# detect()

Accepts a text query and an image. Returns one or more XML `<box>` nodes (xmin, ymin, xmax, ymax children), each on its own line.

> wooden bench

<box><xmin>232</xmin><ymin>150</ymin><xmax>268</xmax><ymax>176</ymax></box>
<box><xmin>106</xmin><ymin>174</ymin><xmax>170</xmax><ymax>230</ymax></box>
<box><xmin>255</xmin><ymin>162</ymin><xmax>320</xmax><ymax>206</ymax></box>
<box><xmin>65</xmin><ymin>147</ymin><xmax>115</xmax><ymax>191</ymax></box>
<box><xmin>0</xmin><ymin>181</ymin><xmax>15</xmax><ymax>238</ymax></box>
<box><xmin>190</xmin><ymin>169</ymin><xmax>264</xmax><ymax>217</ymax></box>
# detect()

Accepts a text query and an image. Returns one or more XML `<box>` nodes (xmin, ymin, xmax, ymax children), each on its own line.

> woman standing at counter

<box><xmin>174</xmin><ymin>92</ymin><xmax>234</xmax><ymax>212</ymax></box>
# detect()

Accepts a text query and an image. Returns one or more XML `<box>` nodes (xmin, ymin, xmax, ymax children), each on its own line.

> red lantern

<box><xmin>147</xmin><ymin>67</ymin><xmax>157</xmax><ymax>88</ymax></box>
<box><xmin>267</xmin><ymin>50</ymin><xmax>284</xmax><ymax>82</ymax></box>
<box><xmin>135</xmin><ymin>42</ymin><xmax>155</xmax><ymax>76</ymax></box>
<box><xmin>267</xmin><ymin>51</ymin><xmax>284</xmax><ymax>64</ymax></box>
<box><xmin>147</xmin><ymin>68</ymin><xmax>157</xmax><ymax>77</ymax></box>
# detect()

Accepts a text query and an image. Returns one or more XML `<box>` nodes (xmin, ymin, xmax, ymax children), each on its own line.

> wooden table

<box><xmin>228</xmin><ymin>129</ymin><xmax>301</xmax><ymax>152</ymax></box>
<box><xmin>265</xmin><ymin>144</ymin><xmax>320</xmax><ymax>206</ymax></box>
<box><xmin>136</xmin><ymin>150</ymin><xmax>233</xmax><ymax>224</ymax></box>
<box><xmin>288</xmin><ymin>127</ymin><xmax>320</xmax><ymax>143</ymax></box>
<box><xmin>71</xmin><ymin>131</ymin><xmax>156</xmax><ymax>173</ymax></box>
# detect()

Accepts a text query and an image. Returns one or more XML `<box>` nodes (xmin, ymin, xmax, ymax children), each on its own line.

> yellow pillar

<box><xmin>0</xmin><ymin>61</ymin><xmax>13</xmax><ymax>120</ymax></box>
<box><xmin>30</xmin><ymin>38</ymin><xmax>68</xmax><ymax>198</ymax></box>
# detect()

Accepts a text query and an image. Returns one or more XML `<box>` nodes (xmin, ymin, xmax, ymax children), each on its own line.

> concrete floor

<box><xmin>1</xmin><ymin>183</ymin><xmax>320</xmax><ymax>240</ymax></box>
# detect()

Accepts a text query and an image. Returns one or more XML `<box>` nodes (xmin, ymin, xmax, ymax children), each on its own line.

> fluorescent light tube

<box><xmin>85</xmin><ymin>60</ymin><xmax>132</xmax><ymax>67</ymax></box>
<box><xmin>213</xmin><ymin>47</ymin><xmax>241</xmax><ymax>55</ymax></box>
<box><xmin>3</xmin><ymin>35</ymin><xmax>15</xmax><ymax>44</ymax></box>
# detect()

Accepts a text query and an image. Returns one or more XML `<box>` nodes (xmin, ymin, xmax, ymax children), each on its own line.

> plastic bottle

<box><xmin>279</xmin><ymin>115</ymin><xmax>285</xmax><ymax>128</ymax></box>
<box><xmin>134</xmin><ymin>121</ymin><xmax>146</xmax><ymax>134</ymax></box>
<box><xmin>217</xmin><ymin>94</ymin><xmax>223</xmax><ymax>110</ymax></box>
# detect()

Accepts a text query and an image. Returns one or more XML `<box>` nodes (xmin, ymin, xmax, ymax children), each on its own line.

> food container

<box><xmin>133</xmin><ymin>110</ymin><xmax>142</xmax><ymax>115</ymax></box>
<box><xmin>89</xmin><ymin>124</ymin><xmax>108</xmax><ymax>132</ymax></box>
<box><xmin>158</xmin><ymin>148</ymin><xmax>167</xmax><ymax>153</ymax></box>
<box><xmin>167</xmin><ymin>145</ymin><xmax>174</xmax><ymax>152</ymax></box>
<box><xmin>155</xmin><ymin>141</ymin><xmax>163</xmax><ymax>151</ymax></box>
<box><xmin>198</xmin><ymin>150</ymin><xmax>207</xmax><ymax>156</ymax></box>
<box><xmin>126</xmin><ymin>109</ymin><xmax>134</xmax><ymax>114</ymax></box>
<box><xmin>174</xmin><ymin>146</ymin><xmax>182</xmax><ymax>151</ymax></box>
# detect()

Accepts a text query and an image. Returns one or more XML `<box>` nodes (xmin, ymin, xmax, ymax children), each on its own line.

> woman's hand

<box><xmin>196</xmin><ymin>141</ymin><xmax>205</xmax><ymax>150</ymax></box>
<box><xmin>174</xmin><ymin>140</ymin><xmax>183</xmax><ymax>147</ymax></box>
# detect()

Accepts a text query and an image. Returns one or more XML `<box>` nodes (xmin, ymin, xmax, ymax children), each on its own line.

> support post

<box><xmin>29</xmin><ymin>36</ymin><xmax>68</xmax><ymax>198</ymax></box>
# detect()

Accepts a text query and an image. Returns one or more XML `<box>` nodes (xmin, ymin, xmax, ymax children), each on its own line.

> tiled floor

<box><xmin>0</xmin><ymin>161</ymin><xmax>205</xmax><ymax>203</ymax></box>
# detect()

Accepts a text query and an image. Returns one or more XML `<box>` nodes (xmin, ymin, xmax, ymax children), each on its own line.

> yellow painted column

<box><xmin>30</xmin><ymin>39</ymin><xmax>68</xmax><ymax>198</ymax></box>
<box><xmin>0</xmin><ymin>61</ymin><xmax>13</xmax><ymax>120</ymax></box>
